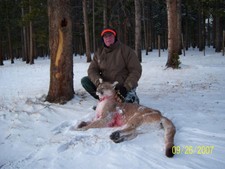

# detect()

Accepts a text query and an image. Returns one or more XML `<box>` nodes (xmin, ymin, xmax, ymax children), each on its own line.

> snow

<box><xmin>0</xmin><ymin>48</ymin><xmax>225</xmax><ymax>169</ymax></box>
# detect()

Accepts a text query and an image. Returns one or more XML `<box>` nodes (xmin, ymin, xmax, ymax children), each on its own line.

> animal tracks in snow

<box><xmin>51</xmin><ymin>121</ymin><xmax>113</xmax><ymax>155</ymax></box>
<box><xmin>51</xmin><ymin>121</ymin><xmax>72</xmax><ymax>135</ymax></box>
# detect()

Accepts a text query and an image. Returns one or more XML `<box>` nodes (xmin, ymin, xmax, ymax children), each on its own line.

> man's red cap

<box><xmin>101</xmin><ymin>28</ymin><xmax>117</xmax><ymax>37</ymax></box>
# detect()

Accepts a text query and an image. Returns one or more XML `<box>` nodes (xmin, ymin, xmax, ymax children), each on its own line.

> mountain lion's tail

<box><xmin>161</xmin><ymin>116</ymin><xmax>176</xmax><ymax>157</ymax></box>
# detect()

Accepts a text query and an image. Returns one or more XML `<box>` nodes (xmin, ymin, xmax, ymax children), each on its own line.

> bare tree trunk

<box><xmin>26</xmin><ymin>26</ymin><xmax>30</xmax><ymax>63</ymax></box>
<box><xmin>176</xmin><ymin>0</ymin><xmax>182</xmax><ymax>54</ymax></box>
<box><xmin>0</xmin><ymin>35</ymin><xmax>3</xmax><ymax>66</ymax></box>
<box><xmin>214</xmin><ymin>0</ymin><xmax>223</xmax><ymax>52</ymax></box>
<box><xmin>21</xmin><ymin>6</ymin><xmax>28</xmax><ymax>62</ymax></box>
<box><xmin>103</xmin><ymin>0</ymin><xmax>108</xmax><ymax>28</ymax></box>
<box><xmin>184</xmin><ymin>4</ymin><xmax>189</xmax><ymax>50</ymax></box>
<box><xmin>142</xmin><ymin>0</ymin><xmax>148</xmax><ymax>55</ymax></box>
<box><xmin>166</xmin><ymin>0</ymin><xmax>180</xmax><ymax>68</ymax></box>
<box><xmin>29</xmin><ymin>0</ymin><xmax>34</xmax><ymax>64</ymax></box>
<box><xmin>123</xmin><ymin>18</ymin><xmax>128</xmax><ymax>45</ymax></box>
<box><xmin>33</xmin><ymin>33</ymin><xmax>37</xmax><ymax>58</ymax></box>
<box><xmin>46</xmin><ymin>0</ymin><xmax>74</xmax><ymax>104</ymax></box>
<box><xmin>215</xmin><ymin>16</ymin><xmax>222</xmax><ymax>52</ymax></box>
<box><xmin>207</xmin><ymin>17</ymin><xmax>211</xmax><ymax>47</ymax></box>
<box><xmin>197</xmin><ymin>1</ymin><xmax>204</xmax><ymax>51</ymax></box>
<box><xmin>148</xmin><ymin>1</ymin><xmax>153</xmax><ymax>52</ymax></box>
<box><xmin>223</xmin><ymin>31</ymin><xmax>225</xmax><ymax>56</ymax></box>
<box><xmin>158</xmin><ymin>35</ymin><xmax>161</xmax><ymax>57</ymax></box>
<box><xmin>82</xmin><ymin>0</ymin><xmax>92</xmax><ymax>62</ymax></box>
<box><xmin>6</xmin><ymin>4</ymin><xmax>13</xmax><ymax>64</ymax></box>
<box><xmin>29</xmin><ymin>21</ymin><xmax>34</xmax><ymax>64</ymax></box>
<box><xmin>7</xmin><ymin>26</ymin><xmax>14</xmax><ymax>64</ymax></box>
<box><xmin>92</xmin><ymin>0</ymin><xmax>96</xmax><ymax>52</ymax></box>
<box><xmin>134</xmin><ymin>0</ymin><xmax>142</xmax><ymax>62</ymax></box>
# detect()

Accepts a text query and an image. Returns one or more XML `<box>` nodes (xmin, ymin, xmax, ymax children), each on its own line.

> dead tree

<box><xmin>166</xmin><ymin>0</ymin><xmax>181</xmax><ymax>68</ymax></box>
<box><xmin>46</xmin><ymin>0</ymin><xmax>74</xmax><ymax>104</ymax></box>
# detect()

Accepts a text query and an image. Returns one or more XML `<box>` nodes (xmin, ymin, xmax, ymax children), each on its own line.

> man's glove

<box><xmin>116</xmin><ymin>86</ymin><xmax>127</xmax><ymax>97</ymax></box>
<box><xmin>115</xmin><ymin>85</ymin><xmax>127</xmax><ymax>102</ymax></box>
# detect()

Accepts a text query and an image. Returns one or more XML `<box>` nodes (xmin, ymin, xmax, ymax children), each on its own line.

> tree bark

<box><xmin>166</xmin><ymin>0</ymin><xmax>180</xmax><ymax>68</ymax></box>
<box><xmin>215</xmin><ymin>16</ymin><xmax>222</xmax><ymax>52</ymax></box>
<box><xmin>176</xmin><ymin>0</ymin><xmax>182</xmax><ymax>54</ymax></box>
<box><xmin>82</xmin><ymin>0</ymin><xmax>92</xmax><ymax>62</ymax></box>
<box><xmin>184</xmin><ymin>4</ymin><xmax>189</xmax><ymax>50</ymax></box>
<box><xmin>7</xmin><ymin>26</ymin><xmax>14</xmax><ymax>64</ymax></box>
<box><xmin>142</xmin><ymin>0</ymin><xmax>148</xmax><ymax>55</ymax></box>
<box><xmin>46</xmin><ymin>0</ymin><xmax>74</xmax><ymax>104</ymax></box>
<box><xmin>134</xmin><ymin>0</ymin><xmax>142</xmax><ymax>62</ymax></box>
<box><xmin>21</xmin><ymin>6</ymin><xmax>28</xmax><ymax>62</ymax></box>
<box><xmin>103</xmin><ymin>0</ymin><xmax>108</xmax><ymax>28</ymax></box>
<box><xmin>214</xmin><ymin>0</ymin><xmax>222</xmax><ymax>52</ymax></box>
<box><xmin>29</xmin><ymin>22</ymin><xmax>34</xmax><ymax>64</ymax></box>
<box><xmin>197</xmin><ymin>1</ymin><xmax>204</xmax><ymax>51</ymax></box>
<box><xmin>29</xmin><ymin>0</ymin><xmax>34</xmax><ymax>64</ymax></box>
<box><xmin>0</xmin><ymin>35</ymin><xmax>3</xmax><ymax>66</ymax></box>
<box><xmin>148</xmin><ymin>1</ymin><xmax>153</xmax><ymax>52</ymax></box>
<box><xmin>92</xmin><ymin>0</ymin><xmax>96</xmax><ymax>52</ymax></box>
<box><xmin>6</xmin><ymin>3</ymin><xmax>14</xmax><ymax>64</ymax></box>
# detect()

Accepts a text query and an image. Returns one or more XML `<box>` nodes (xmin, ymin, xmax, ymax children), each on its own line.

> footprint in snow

<box><xmin>57</xmin><ymin>135</ymin><xmax>92</xmax><ymax>153</ymax></box>
<box><xmin>57</xmin><ymin>134</ymin><xmax>111</xmax><ymax>155</ymax></box>
<box><xmin>51</xmin><ymin>121</ymin><xmax>72</xmax><ymax>135</ymax></box>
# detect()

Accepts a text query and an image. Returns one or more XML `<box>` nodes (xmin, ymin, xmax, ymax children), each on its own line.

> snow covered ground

<box><xmin>0</xmin><ymin>48</ymin><xmax>225</xmax><ymax>169</ymax></box>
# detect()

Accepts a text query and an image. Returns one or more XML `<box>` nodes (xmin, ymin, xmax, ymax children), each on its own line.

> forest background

<box><xmin>0</xmin><ymin>0</ymin><xmax>225</xmax><ymax>66</ymax></box>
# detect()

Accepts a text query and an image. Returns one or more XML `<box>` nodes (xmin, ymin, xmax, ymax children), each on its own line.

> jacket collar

<box><xmin>104</xmin><ymin>41</ymin><xmax>120</xmax><ymax>53</ymax></box>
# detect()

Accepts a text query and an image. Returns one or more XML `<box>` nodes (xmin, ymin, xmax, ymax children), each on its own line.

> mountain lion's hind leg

<box><xmin>110</xmin><ymin>129</ymin><xmax>138</xmax><ymax>143</ymax></box>
<box><xmin>110</xmin><ymin>115</ymin><xmax>142</xmax><ymax>143</ymax></box>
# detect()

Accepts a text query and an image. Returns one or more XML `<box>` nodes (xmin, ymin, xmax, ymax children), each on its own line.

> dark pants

<box><xmin>81</xmin><ymin>76</ymin><xmax>99</xmax><ymax>99</ymax></box>
<box><xmin>81</xmin><ymin>76</ymin><xmax>140</xmax><ymax>104</ymax></box>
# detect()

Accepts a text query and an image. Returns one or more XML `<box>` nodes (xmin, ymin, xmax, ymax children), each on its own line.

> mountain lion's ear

<box><xmin>112</xmin><ymin>81</ymin><xmax>118</xmax><ymax>89</ymax></box>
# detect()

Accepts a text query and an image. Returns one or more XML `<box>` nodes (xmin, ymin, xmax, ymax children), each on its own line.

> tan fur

<box><xmin>77</xmin><ymin>82</ymin><xmax>176</xmax><ymax>157</ymax></box>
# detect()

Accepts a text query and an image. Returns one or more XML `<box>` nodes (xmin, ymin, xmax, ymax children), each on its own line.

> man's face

<box><xmin>103</xmin><ymin>33</ymin><xmax>115</xmax><ymax>47</ymax></box>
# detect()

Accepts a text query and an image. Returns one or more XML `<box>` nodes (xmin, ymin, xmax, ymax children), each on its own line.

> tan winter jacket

<box><xmin>88</xmin><ymin>41</ymin><xmax>142</xmax><ymax>91</ymax></box>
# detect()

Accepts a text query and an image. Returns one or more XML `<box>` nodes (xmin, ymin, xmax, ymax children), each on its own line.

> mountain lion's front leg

<box><xmin>80</xmin><ymin>118</ymin><xmax>111</xmax><ymax>130</ymax></box>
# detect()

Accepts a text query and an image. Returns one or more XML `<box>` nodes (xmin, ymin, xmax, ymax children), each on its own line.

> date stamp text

<box><xmin>172</xmin><ymin>145</ymin><xmax>214</xmax><ymax>155</ymax></box>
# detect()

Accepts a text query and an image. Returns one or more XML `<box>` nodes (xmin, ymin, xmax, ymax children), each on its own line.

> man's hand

<box><xmin>115</xmin><ymin>85</ymin><xmax>127</xmax><ymax>97</ymax></box>
<box><xmin>114</xmin><ymin>93</ymin><xmax>124</xmax><ymax>103</ymax></box>
<box><xmin>115</xmin><ymin>85</ymin><xmax>127</xmax><ymax>102</ymax></box>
